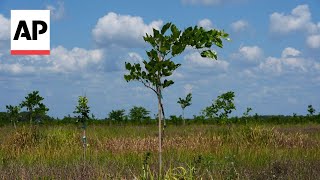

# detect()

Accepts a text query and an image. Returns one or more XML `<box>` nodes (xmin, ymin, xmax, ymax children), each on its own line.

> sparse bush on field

<box><xmin>108</xmin><ymin>109</ymin><xmax>127</xmax><ymax>125</ymax></box>
<box><xmin>20</xmin><ymin>91</ymin><xmax>49</xmax><ymax>124</ymax></box>
<box><xmin>308</xmin><ymin>104</ymin><xmax>316</xmax><ymax>116</ymax></box>
<box><xmin>169</xmin><ymin>115</ymin><xmax>183</xmax><ymax>126</ymax></box>
<box><xmin>129</xmin><ymin>106</ymin><xmax>151</xmax><ymax>125</ymax></box>
<box><xmin>6</xmin><ymin>105</ymin><xmax>20</xmax><ymax>129</ymax></box>
<box><xmin>202</xmin><ymin>91</ymin><xmax>236</xmax><ymax>124</ymax></box>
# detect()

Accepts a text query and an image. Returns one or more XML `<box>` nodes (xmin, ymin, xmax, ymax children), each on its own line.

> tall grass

<box><xmin>0</xmin><ymin>124</ymin><xmax>320</xmax><ymax>179</ymax></box>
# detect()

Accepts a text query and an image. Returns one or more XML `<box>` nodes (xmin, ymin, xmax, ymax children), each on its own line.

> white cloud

<box><xmin>231</xmin><ymin>20</ymin><xmax>248</xmax><ymax>32</ymax></box>
<box><xmin>127</xmin><ymin>52</ymin><xmax>143</xmax><ymax>63</ymax></box>
<box><xmin>240</xmin><ymin>69</ymin><xmax>256</xmax><ymax>78</ymax></box>
<box><xmin>184</xmin><ymin>52</ymin><xmax>229</xmax><ymax>70</ymax></box>
<box><xmin>306</xmin><ymin>34</ymin><xmax>320</xmax><ymax>49</ymax></box>
<box><xmin>259</xmin><ymin>47</ymin><xmax>311</xmax><ymax>74</ymax></box>
<box><xmin>0</xmin><ymin>46</ymin><xmax>104</xmax><ymax>74</ymax></box>
<box><xmin>282</xmin><ymin>57</ymin><xmax>307</xmax><ymax>72</ymax></box>
<box><xmin>0</xmin><ymin>14</ymin><xmax>10</xmax><ymax>41</ymax></box>
<box><xmin>47</xmin><ymin>46</ymin><xmax>104</xmax><ymax>72</ymax></box>
<box><xmin>198</xmin><ymin>19</ymin><xmax>213</xmax><ymax>30</ymax></box>
<box><xmin>46</xmin><ymin>1</ymin><xmax>65</xmax><ymax>20</ymax></box>
<box><xmin>118</xmin><ymin>52</ymin><xmax>144</xmax><ymax>70</ymax></box>
<box><xmin>92</xmin><ymin>12</ymin><xmax>163</xmax><ymax>48</ymax></box>
<box><xmin>259</xmin><ymin>57</ymin><xmax>282</xmax><ymax>74</ymax></box>
<box><xmin>269</xmin><ymin>5</ymin><xmax>320</xmax><ymax>49</ymax></box>
<box><xmin>270</xmin><ymin>4</ymin><xmax>319</xmax><ymax>34</ymax></box>
<box><xmin>281</xmin><ymin>47</ymin><xmax>301</xmax><ymax>58</ymax></box>
<box><xmin>239</xmin><ymin>46</ymin><xmax>263</xmax><ymax>61</ymax></box>
<box><xmin>0</xmin><ymin>63</ymin><xmax>36</xmax><ymax>74</ymax></box>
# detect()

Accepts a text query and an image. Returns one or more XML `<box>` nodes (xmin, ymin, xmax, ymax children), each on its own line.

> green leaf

<box><xmin>163</xmin><ymin>79</ymin><xmax>174</xmax><ymax>88</ymax></box>
<box><xmin>161</xmin><ymin>22</ymin><xmax>171</xmax><ymax>34</ymax></box>
<box><xmin>171</xmin><ymin>24</ymin><xmax>180</xmax><ymax>39</ymax></box>
<box><xmin>200</xmin><ymin>50</ymin><xmax>217</xmax><ymax>60</ymax></box>
<box><xmin>125</xmin><ymin>62</ymin><xmax>132</xmax><ymax>70</ymax></box>
<box><xmin>153</xmin><ymin>29</ymin><xmax>160</xmax><ymax>38</ymax></box>
<box><xmin>124</xmin><ymin>75</ymin><xmax>131</xmax><ymax>82</ymax></box>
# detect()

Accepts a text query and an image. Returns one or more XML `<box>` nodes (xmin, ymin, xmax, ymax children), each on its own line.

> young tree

<box><xmin>307</xmin><ymin>105</ymin><xmax>316</xmax><ymax>116</ymax></box>
<box><xmin>20</xmin><ymin>91</ymin><xmax>49</xmax><ymax>124</ymax></box>
<box><xmin>177</xmin><ymin>93</ymin><xmax>192</xmax><ymax>125</ymax></box>
<box><xmin>6</xmin><ymin>105</ymin><xmax>20</xmax><ymax>129</ymax></box>
<box><xmin>124</xmin><ymin>22</ymin><xmax>229</xmax><ymax>176</ymax></box>
<box><xmin>74</xmin><ymin>96</ymin><xmax>90</xmax><ymax>160</ymax></box>
<box><xmin>108</xmin><ymin>109</ymin><xmax>126</xmax><ymax>124</ymax></box>
<box><xmin>129</xmin><ymin>106</ymin><xmax>150</xmax><ymax>124</ymax></box>
<box><xmin>243</xmin><ymin>107</ymin><xmax>252</xmax><ymax>117</ymax></box>
<box><xmin>242</xmin><ymin>107</ymin><xmax>252</xmax><ymax>124</ymax></box>
<box><xmin>202</xmin><ymin>91</ymin><xmax>236</xmax><ymax>122</ymax></box>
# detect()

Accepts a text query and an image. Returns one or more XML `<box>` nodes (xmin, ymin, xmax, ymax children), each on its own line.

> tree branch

<box><xmin>138</xmin><ymin>79</ymin><xmax>158</xmax><ymax>96</ymax></box>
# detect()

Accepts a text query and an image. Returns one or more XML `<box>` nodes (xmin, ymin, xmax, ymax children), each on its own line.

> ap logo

<box><xmin>11</xmin><ymin>10</ymin><xmax>50</xmax><ymax>55</ymax></box>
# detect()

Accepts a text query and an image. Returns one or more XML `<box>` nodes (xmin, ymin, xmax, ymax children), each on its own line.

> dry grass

<box><xmin>0</xmin><ymin>124</ymin><xmax>320</xmax><ymax>179</ymax></box>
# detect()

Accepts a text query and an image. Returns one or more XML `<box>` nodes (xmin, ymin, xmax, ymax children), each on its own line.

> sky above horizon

<box><xmin>0</xmin><ymin>0</ymin><xmax>319</xmax><ymax>118</ymax></box>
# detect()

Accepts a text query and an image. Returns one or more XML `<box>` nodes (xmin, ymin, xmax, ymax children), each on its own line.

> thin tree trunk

<box><xmin>157</xmin><ymin>53</ymin><xmax>164</xmax><ymax>178</ymax></box>
<box><xmin>182</xmin><ymin>108</ymin><xmax>185</xmax><ymax>125</ymax></box>
<box><xmin>29</xmin><ymin>108</ymin><xmax>33</xmax><ymax>125</ymax></box>
<box><xmin>157</xmin><ymin>90</ymin><xmax>163</xmax><ymax>178</ymax></box>
<box><xmin>83</xmin><ymin>127</ymin><xmax>87</xmax><ymax>161</ymax></box>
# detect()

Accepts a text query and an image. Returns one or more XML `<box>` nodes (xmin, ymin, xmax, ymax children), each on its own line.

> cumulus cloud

<box><xmin>0</xmin><ymin>46</ymin><xmax>104</xmax><ymax>75</ymax></box>
<box><xmin>198</xmin><ymin>19</ymin><xmax>213</xmax><ymax>30</ymax></box>
<box><xmin>269</xmin><ymin>5</ymin><xmax>320</xmax><ymax>49</ymax></box>
<box><xmin>0</xmin><ymin>63</ymin><xmax>36</xmax><ymax>74</ymax></box>
<box><xmin>259</xmin><ymin>47</ymin><xmax>311</xmax><ymax>74</ymax></box>
<box><xmin>281</xmin><ymin>47</ymin><xmax>301</xmax><ymax>58</ymax></box>
<box><xmin>259</xmin><ymin>57</ymin><xmax>282</xmax><ymax>74</ymax></box>
<box><xmin>238</xmin><ymin>46</ymin><xmax>263</xmax><ymax>61</ymax></box>
<box><xmin>270</xmin><ymin>5</ymin><xmax>314</xmax><ymax>33</ymax></box>
<box><xmin>46</xmin><ymin>1</ymin><xmax>65</xmax><ymax>20</ymax></box>
<box><xmin>184</xmin><ymin>52</ymin><xmax>229</xmax><ymax>70</ymax></box>
<box><xmin>230</xmin><ymin>20</ymin><xmax>248</xmax><ymax>32</ymax></box>
<box><xmin>0</xmin><ymin>14</ymin><xmax>10</xmax><ymax>41</ymax></box>
<box><xmin>47</xmin><ymin>46</ymin><xmax>104</xmax><ymax>72</ymax></box>
<box><xmin>306</xmin><ymin>34</ymin><xmax>320</xmax><ymax>49</ymax></box>
<box><xmin>270</xmin><ymin>4</ymin><xmax>319</xmax><ymax>34</ymax></box>
<box><xmin>92</xmin><ymin>12</ymin><xmax>163</xmax><ymax>48</ymax></box>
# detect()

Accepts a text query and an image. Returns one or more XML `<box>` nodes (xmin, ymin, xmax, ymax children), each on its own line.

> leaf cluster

<box><xmin>73</xmin><ymin>96</ymin><xmax>90</xmax><ymax>123</ymax></box>
<box><xmin>108</xmin><ymin>109</ymin><xmax>126</xmax><ymax>122</ymax></box>
<box><xmin>6</xmin><ymin>105</ymin><xmax>20</xmax><ymax>123</ymax></box>
<box><xmin>202</xmin><ymin>91</ymin><xmax>236</xmax><ymax>119</ymax></box>
<box><xmin>124</xmin><ymin>22</ymin><xmax>229</xmax><ymax>95</ymax></box>
<box><xmin>129</xmin><ymin>106</ymin><xmax>150</xmax><ymax>123</ymax></box>
<box><xmin>20</xmin><ymin>91</ymin><xmax>49</xmax><ymax>117</ymax></box>
<box><xmin>177</xmin><ymin>93</ymin><xmax>192</xmax><ymax>109</ymax></box>
<box><xmin>307</xmin><ymin>105</ymin><xmax>316</xmax><ymax>116</ymax></box>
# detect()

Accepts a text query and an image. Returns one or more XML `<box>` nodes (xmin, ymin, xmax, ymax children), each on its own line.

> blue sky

<box><xmin>0</xmin><ymin>0</ymin><xmax>320</xmax><ymax>118</ymax></box>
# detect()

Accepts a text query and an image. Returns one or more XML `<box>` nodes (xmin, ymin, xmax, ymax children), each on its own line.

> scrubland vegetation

<box><xmin>0</xmin><ymin>123</ymin><xmax>320</xmax><ymax>179</ymax></box>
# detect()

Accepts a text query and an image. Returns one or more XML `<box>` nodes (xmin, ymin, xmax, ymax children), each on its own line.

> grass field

<box><xmin>0</xmin><ymin>123</ymin><xmax>320</xmax><ymax>179</ymax></box>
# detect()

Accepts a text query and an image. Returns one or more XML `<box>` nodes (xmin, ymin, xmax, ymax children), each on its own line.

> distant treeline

<box><xmin>0</xmin><ymin>111</ymin><xmax>319</xmax><ymax>126</ymax></box>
